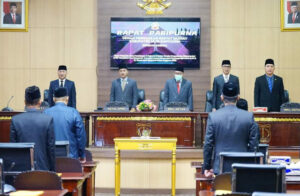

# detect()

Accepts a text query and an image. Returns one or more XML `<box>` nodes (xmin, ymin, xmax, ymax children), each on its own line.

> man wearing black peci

<box><xmin>10</xmin><ymin>86</ymin><xmax>55</xmax><ymax>171</ymax></box>
<box><xmin>254</xmin><ymin>59</ymin><xmax>285</xmax><ymax>112</ymax></box>
<box><xmin>203</xmin><ymin>82</ymin><xmax>258</xmax><ymax>177</ymax></box>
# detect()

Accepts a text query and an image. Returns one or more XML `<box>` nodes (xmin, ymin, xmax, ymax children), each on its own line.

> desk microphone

<box><xmin>1</xmin><ymin>96</ymin><xmax>14</xmax><ymax>111</ymax></box>
<box><xmin>7</xmin><ymin>162</ymin><xmax>15</xmax><ymax>171</ymax></box>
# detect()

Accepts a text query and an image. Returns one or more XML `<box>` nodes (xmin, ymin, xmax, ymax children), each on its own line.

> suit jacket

<box><xmin>48</xmin><ymin>79</ymin><xmax>76</xmax><ymax>108</ymax></box>
<box><xmin>163</xmin><ymin>78</ymin><xmax>193</xmax><ymax>111</ymax></box>
<box><xmin>212</xmin><ymin>74</ymin><xmax>240</xmax><ymax>110</ymax></box>
<box><xmin>10</xmin><ymin>109</ymin><xmax>55</xmax><ymax>171</ymax></box>
<box><xmin>288</xmin><ymin>12</ymin><xmax>300</xmax><ymax>23</ymax></box>
<box><xmin>254</xmin><ymin>74</ymin><xmax>284</xmax><ymax>112</ymax></box>
<box><xmin>44</xmin><ymin>102</ymin><xmax>86</xmax><ymax>159</ymax></box>
<box><xmin>203</xmin><ymin>105</ymin><xmax>258</xmax><ymax>174</ymax></box>
<box><xmin>110</xmin><ymin>78</ymin><xmax>138</xmax><ymax>109</ymax></box>
<box><xmin>3</xmin><ymin>13</ymin><xmax>21</xmax><ymax>24</ymax></box>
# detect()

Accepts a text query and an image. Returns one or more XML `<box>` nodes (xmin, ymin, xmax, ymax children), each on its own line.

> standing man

<box><xmin>44</xmin><ymin>88</ymin><xmax>86</xmax><ymax>161</ymax></box>
<box><xmin>203</xmin><ymin>82</ymin><xmax>258</xmax><ymax>177</ymax></box>
<box><xmin>3</xmin><ymin>3</ymin><xmax>21</xmax><ymax>24</ymax></box>
<box><xmin>212</xmin><ymin>60</ymin><xmax>240</xmax><ymax>111</ymax></box>
<box><xmin>10</xmin><ymin>86</ymin><xmax>55</xmax><ymax>171</ymax></box>
<box><xmin>48</xmin><ymin>65</ymin><xmax>76</xmax><ymax>108</ymax></box>
<box><xmin>288</xmin><ymin>2</ymin><xmax>300</xmax><ymax>24</ymax></box>
<box><xmin>110</xmin><ymin>65</ymin><xmax>138</xmax><ymax>112</ymax></box>
<box><xmin>163</xmin><ymin>65</ymin><xmax>193</xmax><ymax>111</ymax></box>
<box><xmin>254</xmin><ymin>59</ymin><xmax>284</xmax><ymax>112</ymax></box>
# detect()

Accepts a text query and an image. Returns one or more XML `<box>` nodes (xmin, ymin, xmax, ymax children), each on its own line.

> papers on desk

<box><xmin>131</xmin><ymin>137</ymin><xmax>161</xmax><ymax>139</ymax></box>
<box><xmin>286</xmin><ymin>162</ymin><xmax>300</xmax><ymax>176</ymax></box>
<box><xmin>10</xmin><ymin>191</ymin><xmax>44</xmax><ymax>196</ymax></box>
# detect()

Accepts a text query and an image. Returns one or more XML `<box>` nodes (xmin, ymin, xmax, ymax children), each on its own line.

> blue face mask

<box><xmin>174</xmin><ymin>74</ymin><xmax>182</xmax><ymax>82</ymax></box>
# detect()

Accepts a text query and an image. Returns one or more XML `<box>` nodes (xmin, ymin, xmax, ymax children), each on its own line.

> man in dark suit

<box><xmin>203</xmin><ymin>82</ymin><xmax>258</xmax><ymax>177</ymax></box>
<box><xmin>48</xmin><ymin>65</ymin><xmax>76</xmax><ymax>108</ymax></box>
<box><xmin>110</xmin><ymin>65</ymin><xmax>138</xmax><ymax>111</ymax></box>
<box><xmin>288</xmin><ymin>2</ymin><xmax>300</xmax><ymax>24</ymax></box>
<box><xmin>3</xmin><ymin>3</ymin><xmax>21</xmax><ymax>24</ymax></box>
<box><xmin>10</xmin><ymin>86</ymin><xmax>55</xmax><ymax>171</ymax></box>
<box><xmin>212</xmin><ymin>60</ymin><xmax>240</xmax><ymax>111</ymax></box>
<box><xmin>254</xmin><ymin>59</ymin><xmax>284</xmax><ymax>112</ymax></box>
<box><xmin>44</xmin><ymin>88</ymin><xmax>86</xmax><ymax>162</ymax></box>
<box><xmin>163</xmin><ymin>65</ymin><xmax>193</xmax><ymax>111</ymax></box>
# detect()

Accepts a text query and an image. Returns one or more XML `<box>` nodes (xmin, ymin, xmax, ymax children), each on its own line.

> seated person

<box><xmin>163</xmin><ymin>65</ymin><xmax>193</xmax><ymax>111</ymax></box>
<box><xmin>110</xmin><ymin>65</ymin><xmax>138</xmax><ymax>112</ymax></box>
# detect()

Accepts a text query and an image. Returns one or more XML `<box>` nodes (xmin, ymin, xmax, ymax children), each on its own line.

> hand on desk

<box><xmin>79</xmin><ymin>157</ymin><xmax>86</xmax><ymax>163</ymax></box>
<box><xmin>204</xmin><ymin>169</ymin><xmax>214</xmax><ymax>178</ymax></box>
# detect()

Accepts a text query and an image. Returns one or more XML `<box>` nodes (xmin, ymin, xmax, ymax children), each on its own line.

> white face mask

<box><xmin>174</xmin><ymin>74</ymin><xmax>182</xmax><ymax>82</ymax></box>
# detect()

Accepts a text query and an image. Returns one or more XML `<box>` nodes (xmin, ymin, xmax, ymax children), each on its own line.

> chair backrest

<box><xmin>137</xmin><ymin>89</ymin><xmax>145</xmax><ymax>104</ymax></box>
<box><xmin>213</xmin><ymin>172</ymin><xmax>231</xmax><ymax>191</ymax></box>
<box><xmin>258</xmin><ymin>144</ymin><xmax>269</xmax><ymax>164</ymax></box>
<box><xmin>219</xmin><ymin>152</ymin><xmax>264</xmax><ymax>174</ymax></box>
<box><xmin>0</xmin><ymin>159</ymin><xmax>3</xmax><ymax>194</ymax></box>
<box><xmin>55</xmin><ymin>157</ymin><xmax>82</xmax><ymax>173</ymax></box>
<box><xmin>55</xmin><ymin>141</ymin><xmax>69</xmax><ymax>157</ymax></box>
<box><xmin>205</xmin><ymin>90</ymin><xmax>213</xmax><ymax>112</ymax></box>
<box><xmin>14</xmin><ymin>170</ymin><xmax>62</xmax><ymax>190</ymax></box>
<box><xmin>85</xmin><ymin>149</ymin><xmax>93</xmax><ymax>162</ymax></box>
<box><xmin>158</xmin><ymin>90</ymin><xmax>165</xmax><ymax>111</ymax></box>
<box><xmin>232</xmin><ymin>163</ymin><xmax>286</xmax><ymax>194</ymax></box>
<box><xmin>44</xmin><ymin>89</ymin><xmax>49</xmax><ymax>102</ymax></box>
<box><xmin>283</xmin><ymin>90</ymin><xmax>289</xmax><ymax>103</ymax></box>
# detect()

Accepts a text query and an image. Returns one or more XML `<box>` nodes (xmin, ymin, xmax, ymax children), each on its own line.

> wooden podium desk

<box><xmin>200</xmin><ymin>112</ymin><xmax>300</xmax><ymax>154</ymax></box>
<box><xmin>114</xmin><ymin>137</ymin><xmax>177</xmax><ymax>196</ymax></box>
<box><xmin>92</xmin><ymin>112</ymin><xmax>199</xmax><ymax>147</ymax></box>
<box><xmin>60</xmin><ymin>172</ymin><xmax>91</xmax><ymax>196</ymax></box>
<box><xmin>10</xmin><ymin>189</ymin><xmax>68</xmax><ymax>196</ymax></box>
<box><xmin>0</xmin><ymin>111</ymin><xmax>90</xmax><ymax>147</ymax></box>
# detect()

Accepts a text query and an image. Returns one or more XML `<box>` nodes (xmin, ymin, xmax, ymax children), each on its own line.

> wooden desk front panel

<box><xmin>93</xmin><ymin>112</ymin><xmax>199</xmax><ymax>147</ymax></box>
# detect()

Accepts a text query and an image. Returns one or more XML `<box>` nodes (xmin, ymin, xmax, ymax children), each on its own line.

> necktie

<box><xmin>177</xmin><ymin>82</ymin><xmax>180</xmax><ymax>94</ymax></box>
<box><xmin>60</xmin><ymin>80</ymin><xmax>63</xmax><ymax>87</ymax></box>
<box><xmin>12</xmin><ymin>14</ymin><xmax>16</xmax><ymax>24</ymax></box>
<box><xmin>267</xmin><ymin>77</ymin><xmax>273</xmax><ymax>93</ymax></box>
<box><xmin>293</xmin><ymin>13</ymin><xmax>296</xmax><ymax>23</ymax></box>
<box><xmin>121</xmin><ymin>79</ymin><xmax>126</xmax><ymax>91</ymax></box>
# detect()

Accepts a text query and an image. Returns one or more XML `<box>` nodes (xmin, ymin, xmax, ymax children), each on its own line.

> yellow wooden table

<box><xmin>114</xmin><ymin>137</ymin><xmax>177</xmax><ymax>196</ymax></box>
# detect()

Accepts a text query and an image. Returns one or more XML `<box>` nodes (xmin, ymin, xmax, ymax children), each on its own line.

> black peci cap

<box><xmin>25</xmin><ymin>86</ymin><xmax>41</xmax><ymax>102</ymax></box>
<box><xmin>58</xmin><ymin>65</ymin><xmax>67</xmax><ymax>70</ymax></box>
<box><xmin>222</xmin><ymin>82</ymin><xmax>238</xmax><ymax>97</ymax></box>
<box><xmin>175</xmin><ymin>65</ymin><xmax>184</xmax><ymax>72</ymax></box>
<box><xmin>265</xmin><ymin>58</ymin><xmax>274</xmax><ymax>65</ymax></box>
<box><xmin>222</xmin><ymin>60</ymin><xmax>231</xmax><ymax>67</ymax></box>
<box><xmin>54</xmin><ymin>87</ymin><xmax>68</xmax><ymax>98</ymax></box>
<box><xmin>119</xmin><ymin>65</ymin><xmax>128</xmax><ymax>70</ymax></box>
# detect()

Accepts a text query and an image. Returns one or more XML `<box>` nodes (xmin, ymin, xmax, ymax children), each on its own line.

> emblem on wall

<box><xmin>137</xmin><ymin>0</ymin><xmax>171</xmax><ymax>15</ymax></box>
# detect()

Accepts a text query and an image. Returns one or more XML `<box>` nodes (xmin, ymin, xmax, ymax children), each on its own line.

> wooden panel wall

<box><xmin>211</xmin><ymin>0</ymin><xmax>300</xmax><ymax>109</ymax></box>
<box><xmin>0</xmin><ymin>0</ymin><xmax>97</xmax><ymax>111</ymax></box>
<box><xmin>97</xmin><ymin>0</ymin><xmax>211</xmax><ymax>112</ymax></box>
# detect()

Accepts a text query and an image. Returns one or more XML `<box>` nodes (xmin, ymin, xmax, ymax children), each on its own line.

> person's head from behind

<box><xmin>264</xmin><ymin>58</ymin><xmax>275</xmax><ymax>77</ymax></box>
<box><xmin>221</xmin><ymin>60</ymin><xmax>231</xmax><ymax>75</ymax></box>
<box><xmin>221</xmin><ymin>82</ymin><xmax>239</xmax><ymax>104</ymax></box>
<box><xmin>57</xmin><ymin>65</ymin><xmax>67</xmax><ymax>80</ymax></box>
<box><xmin>236</xmin><ymin>98</ymin><xmax>248</xmax><ymax>111</ymax></box>
<box><xmin>10</xmin><ymin>3</ymin><xmax>17</xmax><ymax>14</ymax></box>
<box><xmin>174</xmin><ymin>65</ymin><xmax>184</xmax><ymax>82</ymax></box>
<box><xmin>291</xmin><ymin>2</ymin><xmax>298</xmax><ymax>13</ymax></box>
<box><xmin>25</xmin><ymin>86</ymin><xmax>41</xmax><ymax>108</ymax></box>
<box><xmin>118</xmin><ymin>65</ymin><xmax>128</xmax><ymax>79</ymax></box>
<box><xmin>53</xmin><ymin>87</ymin><xmax>69</xmax><ymax>105</ymax></box>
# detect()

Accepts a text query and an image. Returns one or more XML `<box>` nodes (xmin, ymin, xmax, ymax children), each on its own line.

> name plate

<box><xmin>104</xmin><ymin>107</ymin><xmax>129</xmax><ymax>112</ymax></box>
<box><xmin>281</xmin><ymin>108</ymin><xmax>300</xmax><ymax>113</ymax></box>
<box><xmin>253</xmin><ymin>107</ymin><xmax>268</xmax><ymax>112</ymax></box>
<box><xmin>164</xmin><ymin>107</ymin><xmax>189</xmax><ymax>112</ymax></box>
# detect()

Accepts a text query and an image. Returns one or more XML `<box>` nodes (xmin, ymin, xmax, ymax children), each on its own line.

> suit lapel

<box><xmin>263</xmin><ymin>75</ymin><xmax>270</xmax><ymax>93</ymax></box>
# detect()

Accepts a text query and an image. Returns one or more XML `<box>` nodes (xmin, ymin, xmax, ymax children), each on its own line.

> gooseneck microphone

<box><xmin>1</xmin><ymin>96</ymin><xmax>14</xmax><ymax>111</ymax></box>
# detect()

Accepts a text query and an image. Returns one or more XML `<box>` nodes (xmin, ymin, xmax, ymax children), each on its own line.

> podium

<box><xmin>114</xmin><ymin>137</ymin><xmax>177</xmax><ymax>196</ymax></box>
